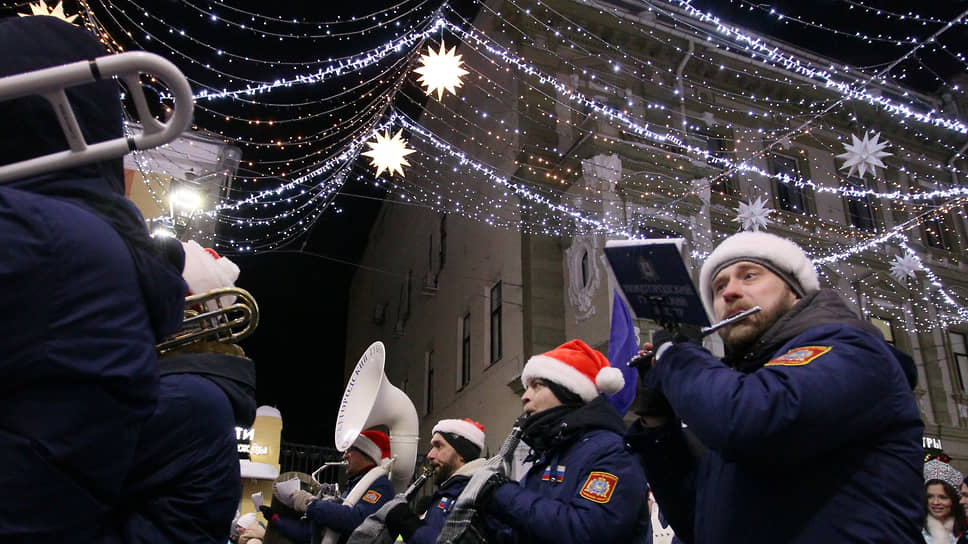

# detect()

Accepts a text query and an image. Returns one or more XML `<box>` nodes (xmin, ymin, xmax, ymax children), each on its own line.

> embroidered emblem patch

<box><xmin>764</xmin><ymin>346</ymin><xmax>832</xmax><ymax>367</ymax></box>
<box><xmin>436</xmin><ymin>497</ymin><xmax>453</xmax><ymax>512</ymax></box>
<box><xmin>579</xmin><ymin>472</ymin><xmax>618</xmax><ymax>504</ymax></box>
<box><xmin>361</xmin><ymin>490</ymin><xmax>382</xmax><ymax>504</ymax></box>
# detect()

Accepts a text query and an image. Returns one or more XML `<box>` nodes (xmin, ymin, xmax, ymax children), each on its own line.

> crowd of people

<box><xmin>1</xmin><ymin>12</ymin><xmax>954</xmax><ymax>544</ymax></box>
<box><xmin>239</xmin><ymin>228</ymin><xmax>934</xmax><ymax>544</ymax></box>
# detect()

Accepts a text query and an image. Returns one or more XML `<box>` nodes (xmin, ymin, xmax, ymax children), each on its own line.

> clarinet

<box><xmin>495</xmin><ymin>419</ymin><xmax>525</xmax><ymax>472</ymax></box>
<box><xmin>403</xmin><ymin>464</ymin><xmax>434</xmax><ymax>501</ymax></box>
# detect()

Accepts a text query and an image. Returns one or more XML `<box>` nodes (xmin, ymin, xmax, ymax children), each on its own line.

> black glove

<box><xmin>476</xmin><ymin>472</ymin><xmax>511</xmax><ymax>510</ymax></box>
<box><xmin>384</xmin><ymin>502</ymin><xmax>422</xmax><ymax>541</ymax></box>
<box><xmin>635</xmin><ymin>386</ymin><xmax>675</xmax><ymax>419</ymax></box>
<box><xmin>652</xmin><ymin>323</ymin><xmax>702</xmax><ymax>349</ymax></box>
<box><xmin>258</xmin><ymin>505</ymin><xmax>275</xmax><ymax>524</ymax></box>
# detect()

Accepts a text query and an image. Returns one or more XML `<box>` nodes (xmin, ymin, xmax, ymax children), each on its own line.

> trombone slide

<box><xmin>0</xmin><ymin>51</ymin><xmax>193</xmax><ymax>183</ymax></box>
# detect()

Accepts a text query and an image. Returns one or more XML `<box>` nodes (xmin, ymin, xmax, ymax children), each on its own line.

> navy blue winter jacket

<box><xmin>0</xmin><ymin>16</ymin><xmax>186</xmax><ymax>542</ymax></box>
<box><xmin>486</xmin><ymin>396</ymin><xmax>650</xmax><ymax>543</ymax></box>
<box><xmin>407</xmin><ymin>457</ymin><xmax>486</xmax><ymax>544</ymax></box>
<box><xmin>108</xmin><ymin>352</ymin><xmax>257</xmax><ymax>543</ymax></box>
<box><xmin>273</xmin><ymin>470</ymin><xmax>395</xmax><ymax>544</ymax></box>
<box><xmin>628</xmin><ymin>289</ymin><xmax>924</xmax><ymax>543</ymax></box>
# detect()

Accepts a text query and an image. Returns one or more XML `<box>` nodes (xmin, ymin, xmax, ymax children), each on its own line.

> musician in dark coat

<box><xmin>0</xmin><ymin>16</ymin><xmax>186</xmax><ymax>542</ymax></box>
<box><xmin>478</xmin><ymin>340</ymin><xmax>651</xmax><ymax>543</ymax></box>
<box><xmin>268</xmin><ymin>431</ymin><xmax>395</xmax><ymax>544</ymax></box>
<box><xmin>627</xmin><ymin>231</ymin><xmax>923</xmax><ymax>543</ymax></box>
<box><xmin>100</xmin><ymin>242</ymin><xmax>256</xmax><ymax>544</ymax></box>
<box><xmin>383</xmin><ymin>418</ymin><xmax>488</xmax><ymax>543</ymax></box>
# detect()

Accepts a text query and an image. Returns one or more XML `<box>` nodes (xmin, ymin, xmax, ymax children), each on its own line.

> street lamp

<box><xmin>169</xmin><ymin>178</ymin><xmax>203</xmax><ymax>241</ymax></box>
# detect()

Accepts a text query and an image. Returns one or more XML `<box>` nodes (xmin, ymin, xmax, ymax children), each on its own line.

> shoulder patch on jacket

<box><xmin>765</xmin><ymin>346</ymin><xmax>832</xmax><ymax>367</ymax></box>
<box><xmin>579</xmin><ymin>472</ymin><xmax>618</xmax><ymax>504</ymax></box>
<box><xmin>361</xmin><ymin>490</ymin><xmax>382</xmax><ymax>504</ymax></box>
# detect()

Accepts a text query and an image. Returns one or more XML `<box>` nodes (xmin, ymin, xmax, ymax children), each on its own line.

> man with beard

<box><xmin>627</xmin><ymin>231</ymin><xmax>923</xmax><ymax>543</ymax></box>
<box><xmin>382</xmin><ymin>418</ymin><xmax>487</xmax><ymax>543</ymax></box>
<box><xmin>473</xmin><ymin>339</ymin><xmax>650</xmax><ymax>543</ymax></box>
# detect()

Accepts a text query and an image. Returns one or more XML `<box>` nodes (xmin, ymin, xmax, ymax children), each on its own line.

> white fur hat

<box><xmin>699</xmin><ymin>232</ymin><xmax>819</xmax><ymax>318</ymax></box>
<box><xmin>521</xmin><ymin>339</ymin><xmax>624</xmax><ymax>403</ymax></box>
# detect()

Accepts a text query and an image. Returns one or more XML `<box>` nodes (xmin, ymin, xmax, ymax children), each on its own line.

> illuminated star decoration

<box><xmin>836</xmin><ymin>131</ymin><xmax>892</xmax><ymax>179</ymax></box>
<box><xmin>890</xmin><ymin>252</ymin><xmax>921</xmax><ymax>282</ymax></box>
<box><xmin>19</xmin><ymin>0</ymin><xmax>80</xmax><ymax>24</ymax></box>
<box><xmin>413</xmin><ymin>43</ymin><xmax>469</xmax><ymax>100</ymax></box>
<box><xmin>361</xmin><ymin>129</ymin><xmax>416</xmax><ymax>178</ymax></box>
<box><xmin>733</xmin><ymin>196</ymin><xmax>773</xmax><ymax>232</ymax></box>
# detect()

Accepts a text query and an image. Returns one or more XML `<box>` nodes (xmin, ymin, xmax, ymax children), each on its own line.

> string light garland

<box><xmin>648</xmin><ymin>0</ymin><xmax>968</xmax><ymax>134</ymax></box>
<box><xmin>52</xmin><ymin>0</ymin><xmax>968</xmax><ymax>327</ymax></box>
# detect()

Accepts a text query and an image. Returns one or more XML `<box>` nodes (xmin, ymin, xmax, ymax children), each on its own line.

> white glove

<box><xmin>291</xmin><ymin>489</ymin><xmax>316</xmax><ymax>514</ymax></box>
<box><xmin>273</xmin><ymin>477</ymin><xmax>301</xmax><ymax>508</ymax></box>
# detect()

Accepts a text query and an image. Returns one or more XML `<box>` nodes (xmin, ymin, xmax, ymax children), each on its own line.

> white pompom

<box><xmin>596</xmin><ymin>366</ymin><xmax>625</xmax><ymax>395</ymax></box>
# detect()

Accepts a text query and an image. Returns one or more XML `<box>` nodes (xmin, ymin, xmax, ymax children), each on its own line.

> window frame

<box><xmin>460</xmin><ymin>312</ymin><xmax>471</xmax><ymax>389</ymax></box>
<box><xmin>949</xmin><ymin>330</ymin><xmax>968</xmax><ymax>394</ymax></box>
<box><xmin>425</xmin><ymin>349</ymin><xmax>435</xmax><ymax>415</ymax></box>
<box><xmin>843</xmin><ymin>175</ymin><xmax>878</xmax><ymax>232</ymax></box>
<box><xmin>489</xmin><ymin>281</ymin><xmax>503</xmax><ymax>365</ymax></box>
<box><xmin>770</xmin><ymin>152</ymin><xmax>809</xmax><ymax>214</ymax></box>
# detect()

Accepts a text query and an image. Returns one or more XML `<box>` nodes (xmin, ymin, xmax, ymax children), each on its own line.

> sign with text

<box><xmin>604</xmin><ymin>238</ymin><xmax>709</xmax><ymax>327</ymax></box>
<box><xmin>236</xmin><ymin>426</ymin><xmax>269</xmax><ymax>458</ymax></box>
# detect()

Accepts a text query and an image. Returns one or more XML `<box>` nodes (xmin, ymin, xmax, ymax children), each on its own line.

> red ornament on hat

<box><xmin>521</xmin><ymin>339</ymin><xmax>625</xmax><ymax>403</ymax></box>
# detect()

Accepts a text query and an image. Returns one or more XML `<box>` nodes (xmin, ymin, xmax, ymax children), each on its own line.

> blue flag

<box><xmin>607</xmin><ymin>289</ymin><xmax>639</xmax><ymax>416</ymax></box>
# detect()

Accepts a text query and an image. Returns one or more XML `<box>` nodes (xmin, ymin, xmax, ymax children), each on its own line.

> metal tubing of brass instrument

<box><xmin>156</xmin><ymin>287</ymin><xmax>259</xmax><ymax>354</ymax></box>
<box><xmin>628</xmin><ymin>306</ymin><xmax>762</xmax><ymax>367</ymax></box>
<box><xmin>311</xmin><ymin>460</ymin><xmax>349</xmax><ymax>486</ymax></box>
<box><xmin>0</xmin><ymin>51</ymin><xmax>193</xmax><ymax>183</ymax></box>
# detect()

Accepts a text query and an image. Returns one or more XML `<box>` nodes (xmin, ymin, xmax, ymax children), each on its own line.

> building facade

<box><xmin>345</xmin><ymin>0</ymin><xmax>968</xmax><ymax>466</ymax></box>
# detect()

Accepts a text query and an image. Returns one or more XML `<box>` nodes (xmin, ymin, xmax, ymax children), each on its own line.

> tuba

<box><xmin>322</xmin><ymin>341</ymin><xmax>419</xmax><ymax>544</ymax></box>
<box><xmin>156</xmin><ymin>287</ymin><xmax>260</xmax><ymax>354</ymax></box>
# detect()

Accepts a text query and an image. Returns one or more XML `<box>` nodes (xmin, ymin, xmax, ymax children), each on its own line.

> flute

<box><xmin>628</xmin><ymin>306</ymin><xmax>761</xmax><ymax>368</ymax></box>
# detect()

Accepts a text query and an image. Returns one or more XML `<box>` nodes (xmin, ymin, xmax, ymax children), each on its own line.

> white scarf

<box><xmin>927</xmin><ymin>515</ymin><xmax>955</xmax><ymax>543</ymax></box>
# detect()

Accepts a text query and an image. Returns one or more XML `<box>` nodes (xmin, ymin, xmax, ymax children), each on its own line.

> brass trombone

<box><xmin>156</xmin><ymin>287</ymin><xmax>260</xmax><ymax>354</ymax></box>
<box><xmin>0</xmin><ymin>50</ymin><xmax>193</xmax><ymax>183</ymax></box>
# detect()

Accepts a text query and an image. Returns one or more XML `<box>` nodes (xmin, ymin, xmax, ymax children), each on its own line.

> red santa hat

<box><xmin>521</xmin><ymin>339</ymin><xmax>624</xmax><ymax>403</ymax></box>
<box><xmin>352</xmin><ymin>430</ymin><xmax>391</xmax><ymax>464</ymax></box>
<box><xmin>432</xmin><ymin>419</ymin><xmax>486</xmax><ymax>460</ymax></box>
<box><xmin>181</xmin><ymin>239</ymin><xmax>240</xmax><ymax>309</ymax></box>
